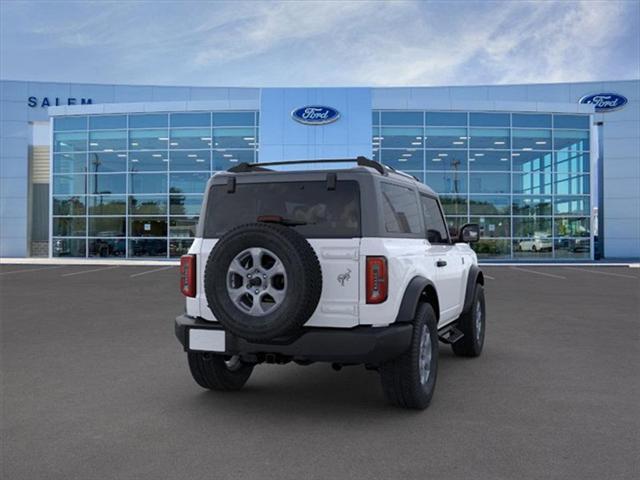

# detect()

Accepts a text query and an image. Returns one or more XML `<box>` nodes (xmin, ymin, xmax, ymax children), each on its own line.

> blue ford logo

<box><xmin>291</xmin><ymin>106</ymin><xmax>340</xmax><ymax>125</ymax></box>
<box><xmin>579</xmin><ymin>93</ymin><xmax>628</xmax><ymax>112</ymax></box>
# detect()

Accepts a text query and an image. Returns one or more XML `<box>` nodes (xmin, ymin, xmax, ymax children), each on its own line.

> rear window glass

<box><xmin>204</xmin><ymin>181</ymin><xmax>360</xmax><ymax>238</ymax></box>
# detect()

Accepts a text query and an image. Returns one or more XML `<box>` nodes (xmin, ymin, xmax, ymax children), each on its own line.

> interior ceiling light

<box><xmin>535</xmin><ymin>141</ymin><xmax>547</xmax><ymax>144</ymax></box>
<box><xmin>158</xmin><ymin>137</ymin><xmax>169</xmax><ymax>141</ymax></box>
<box><xmin>411</xmin><ymin>141</ymin><xmax>422</xmax><ymax>145</ymax></box>
<box><xmin>474</xmin><ymin>153</ymin><xmax>485</xmax><ymax>157</ymax></box>
<box><xmin>452</xmin><ymin>141</ymin><xmax>464</xmax><ymax>145</ymax></box>
<box><xmin>89</xmin><ymin>142</ymin><xmax>98</xmax><ymax>146</ymax></box>
<box><xmin>438</xmin><ymin>153</ymin><xmax>448</xmax><ymax>157</ymax></box>
<box><xmin>188</xmin><ymin>154</ymin><xmax>197</xmax><ymax>158</ymax></box>
<box><xmin>431</xmin><ymin>158</ymin><xmax>442</xmax><ymax>162</ymax></box>
<box><xmin>494</xmin><ymin>141</ymin><xmax>505</xmax><ymax>145</ymax></box>
<box><xmin>522</xmin><ymin>147</ymin><xmax>533</xmax><ymax>151</ymax></box>
<box><xmin>223</xmin><ymin>154</ymin><xmax>233</xmax><ymax>158</ymax></box>
<box><xmin>196</xmin><ymin>158</ymin><xmax>205</xmax><ymax>163</ymax></box>
<box><xmin>131</xmin><ymin>142</ymin><xmax>138</xmax><ymax>146</ymax></box>
<box><xmin>402</xmin><ymin>153</ymin><xmax>412</xmax><ymax>157</ymax></box>
<box><xmin>201</xmin><ymin>137</ymin><xmax>212</xmax><ymax>141</ymax></box>
<box><xmin>398</xmin><ymin>158</ymin><xmax>407</xmax><ymax>162</ymax></box>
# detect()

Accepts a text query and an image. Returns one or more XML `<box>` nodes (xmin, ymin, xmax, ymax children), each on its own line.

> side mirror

<box><xmin>458</xmin><ymin>223</ymin><xmax>480</xmax><ymax>243</ymax></box>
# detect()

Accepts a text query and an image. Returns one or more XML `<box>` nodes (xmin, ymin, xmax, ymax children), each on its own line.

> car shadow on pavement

<box><xmin>174</xmin><ymin>350</ymin><xmax>469</xmax><ymax>423</ymax></box>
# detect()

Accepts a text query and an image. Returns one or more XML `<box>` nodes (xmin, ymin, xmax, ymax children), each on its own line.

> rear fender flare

<box><xmin>394</xmin><ymin>276</ymin><xmax>439</xmax><ymax>323</ymax></box>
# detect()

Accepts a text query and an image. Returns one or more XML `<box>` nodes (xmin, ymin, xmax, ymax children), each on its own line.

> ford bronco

<box><xmin>175</xmin><ymin>157</ymin><xmax>485</xmax><ymax>409</ymax></box>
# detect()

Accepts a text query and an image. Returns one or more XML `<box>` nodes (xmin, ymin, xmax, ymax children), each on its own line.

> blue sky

<box><xmin>1</xmin><ymin>0</ymin><xmax>638</xmax><ymax>87</ymax></box>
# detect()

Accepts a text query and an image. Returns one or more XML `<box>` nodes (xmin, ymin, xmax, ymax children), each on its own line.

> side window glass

<box><xmin>381</xmin><ymin>183</ymin><xmax>422</xmax><ymax>234</ymax></box>
<box><xmin>421</xmin><ymin>195</ymin><xmax>449</xmax><ymax>244</ymax></box>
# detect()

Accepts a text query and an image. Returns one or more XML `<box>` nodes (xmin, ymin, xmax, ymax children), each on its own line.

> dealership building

<box><xmin>0</xmin><ymin>79</ymin><xmax>638</xmax><ymax>261</ymax></box>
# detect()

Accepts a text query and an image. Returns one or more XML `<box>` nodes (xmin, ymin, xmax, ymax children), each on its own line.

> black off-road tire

<box><xmin>188</xmin><ymin>352</ymin><xmax>254</xmax><ymax>391</ymax></box>
<box><xmin>379</xmin><ymin>303</ymin><xmax>439</xmax><ymax>410</ymax></box>
<box><xmin>451</xmin><ymin>284</ymin><xmax>485</xmax><ymax>357</ymax></box>
<box><xmin>205</xmin><ymin>223</ymin><xmax>322</xmax><ymax>342</ymax></box>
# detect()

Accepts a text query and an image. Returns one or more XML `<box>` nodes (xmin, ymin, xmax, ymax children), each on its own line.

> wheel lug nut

<box><xmin>247</xmin><ymin>274</ymin><xmax>252</xmax><ymax>278</ymax></box>
<box><xmin>254</xmin><ymin>289</ymin><xmax>259</xmax><ymax>294</ymax></box>
<box><xmin>263</xmin><ymin>274</ymin><xmax>267</xmax><ymax>279</ymax></box>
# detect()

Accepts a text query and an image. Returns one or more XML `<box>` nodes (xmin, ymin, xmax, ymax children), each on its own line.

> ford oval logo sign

<box><xmin>291</xmin><ymin>106</ymin><xmax>340</xmax><ymax>125</ymax></box>
<box><xmin>579</xmin><ymin>93</ymin><xmax>628</xmax><ymax>112</ymax></box>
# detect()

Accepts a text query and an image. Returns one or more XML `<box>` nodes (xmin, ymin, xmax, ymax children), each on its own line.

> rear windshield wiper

<box><xmin>257</xmin><ymin>215</ymin><xmax>310</xmax><ymax>226</ymax></box>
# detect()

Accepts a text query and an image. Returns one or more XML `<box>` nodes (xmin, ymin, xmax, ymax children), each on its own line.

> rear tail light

<box><xmin>180</xmin><ymin>255</ymin><xmax>196</xmax><ymax>297</ymax></box>
<box><xmin>366</xmin><ymin>256</ymin><xmax>388</xmax><ymax>304</ymax></box>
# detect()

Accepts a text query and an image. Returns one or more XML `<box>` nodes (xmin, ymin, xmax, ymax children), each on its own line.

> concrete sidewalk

<box><xmin>0</xmin><ymin>257</ymin><xmax>179</xmax><ymax>266</ymax></box>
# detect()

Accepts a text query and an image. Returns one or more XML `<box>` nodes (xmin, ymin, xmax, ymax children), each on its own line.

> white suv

<box><xmin>175</xmin><ymin>157</ymin><xmax>486</xmax><ymax>409</ymax></box>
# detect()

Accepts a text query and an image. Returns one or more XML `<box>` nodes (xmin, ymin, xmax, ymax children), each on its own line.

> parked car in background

<box><xmin>517</xmin><ymin>233</ymin><xmax>553</xmax><ymax>252</ymax></box>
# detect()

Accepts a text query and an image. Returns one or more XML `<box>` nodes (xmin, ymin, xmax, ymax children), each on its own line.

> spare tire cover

<box><xmin>205</xmin><ymin>222</ymin><xmax>322</xmax><ymax>342</ymax></box>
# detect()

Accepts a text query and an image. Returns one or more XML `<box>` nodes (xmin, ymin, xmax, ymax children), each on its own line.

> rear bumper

<box><xmin>175</xmin><ymin>314</ymin><xmax>412</xmax><ymax>365</ymax></box>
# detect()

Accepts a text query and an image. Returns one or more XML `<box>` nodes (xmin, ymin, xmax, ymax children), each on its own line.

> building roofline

<box><xmin>2</xmin><ymin>77</ymin><xmax>638</xmax><ymax>91</ymax></box>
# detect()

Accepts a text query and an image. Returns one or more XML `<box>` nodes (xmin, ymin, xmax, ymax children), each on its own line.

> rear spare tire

<box><xmin>205</xmin><ymin>223</ymin><xmax>322</xmax><ymax>342</ymax></box>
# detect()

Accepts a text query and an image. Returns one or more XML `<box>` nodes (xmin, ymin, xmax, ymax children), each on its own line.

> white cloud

<box><xmin>1</xmin><ymin>0</ymin><xmax>637</xmax><ymax>86</ymax></box>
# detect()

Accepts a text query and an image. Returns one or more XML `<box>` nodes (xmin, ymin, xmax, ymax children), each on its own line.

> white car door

<box><xmin>419</xmin><ymin>193</ymin><xmax>464</xmax><ymax>324</ymax></box>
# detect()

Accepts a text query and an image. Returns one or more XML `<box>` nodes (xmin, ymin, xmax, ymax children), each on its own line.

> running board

<box><xmin>438</xmin><ymin>324</ymin><xmax>464</xmax><ymax>344</ymax></box>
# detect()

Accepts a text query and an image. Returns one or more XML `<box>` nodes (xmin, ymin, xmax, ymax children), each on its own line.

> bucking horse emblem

<box><xmin>337</xmin><ymin>268</ymin><xmax>351</xmax><ymax>287</ymax></box>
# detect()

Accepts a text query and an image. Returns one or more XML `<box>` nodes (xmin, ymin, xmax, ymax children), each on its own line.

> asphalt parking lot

<box><xmin>1</xmin><ymin>264</ymin><xmax>639</xmax><ymax>480</ymax></box>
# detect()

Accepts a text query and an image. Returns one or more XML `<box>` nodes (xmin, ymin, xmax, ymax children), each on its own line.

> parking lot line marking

<box><xmin>0</xmin><ymin>265</ymin><xmax>65</xmax><ymax>275</ymax></box>
<box><xmin>563</xmin><ymin>266</ymin><xmax>638</xmax><ymax>279</ymax></box>
<box><xmin>61</xmin><ymin>266</ymin><xmax>119</xmax><ymax>277</ymax></box>
<box><xmin>484</xmin><ymin>274</ymin><xmax>495</xmax><ymax>280</ymax></box>
<box><xmin>510</xmin><ymin>266</ymin><xmax>566</xmax><ymax>279</ymax></box>
<box><xmin>129</xmin><ymin>266</ymin><xmax>176</xmax><ymax>278</ymax></box>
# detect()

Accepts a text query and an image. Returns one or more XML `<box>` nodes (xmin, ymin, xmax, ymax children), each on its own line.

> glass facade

<box><xmin>52</xmin><ymin>111</ymin><xmax>259</xmax><ymax>258</ymax></box>
<box><xmin>50</xmin><ymin>108</ymin><xmax>592</xmax><ymax>261</ymax></box>
<box><xmin>373</xmin><ymin>111</ymin><xmax>592</xmax><ymax>259</ymax></box>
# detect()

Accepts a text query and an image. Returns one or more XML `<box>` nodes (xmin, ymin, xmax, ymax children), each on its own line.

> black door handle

<box><xmin>436</xmin><ymin>260</ymin><xmax>447</xmax><ymax>267</ymax></box>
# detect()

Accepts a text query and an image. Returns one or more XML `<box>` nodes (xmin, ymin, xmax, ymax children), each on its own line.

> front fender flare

<box><xmin>462</xmin><ymin>265</ymin><xmax>484</xmax><ymax>313</ymax></box>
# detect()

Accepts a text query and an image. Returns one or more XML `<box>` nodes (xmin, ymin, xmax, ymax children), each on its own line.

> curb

<box><xmin>481</xmin><ymin>262</ymin><xmax>640</xmax><ymax>268</ymax></box>
<box><xmin>0</xmin><ymin>258</ymin><xmax>179</xmax><ymax>267</ymax></box>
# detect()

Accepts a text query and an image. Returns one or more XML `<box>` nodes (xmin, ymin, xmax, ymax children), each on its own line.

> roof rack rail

<box><xmin>227</xmin><ymin>156</ymin><xmax>386</xmax><ymax>176</ymax></box>
<box><xmin>381</xmin><ymin>163</ymin><xmax>421</xmax><ymax>182</ymax></box>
